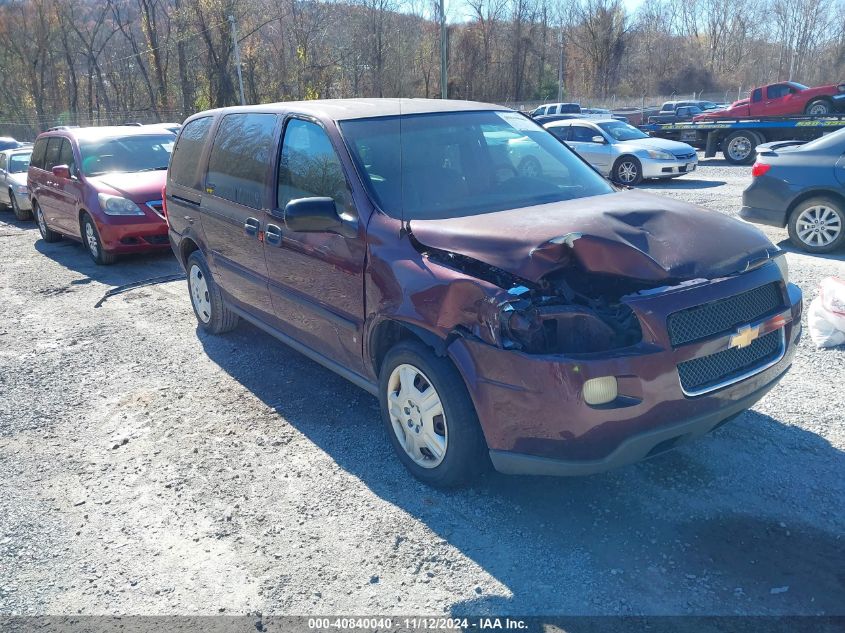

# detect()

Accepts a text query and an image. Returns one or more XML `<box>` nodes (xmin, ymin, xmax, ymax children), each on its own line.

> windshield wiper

<box><xmin>136</xmin><ymin>166</ymin><xmax>169</xmax><ymax>172</ymax></box>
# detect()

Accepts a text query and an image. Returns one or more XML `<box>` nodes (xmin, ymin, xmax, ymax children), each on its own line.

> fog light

<box><xmin>583</xmin><ymin>376</ymin><xmax>618</xmax><ymax>405</ymax></box>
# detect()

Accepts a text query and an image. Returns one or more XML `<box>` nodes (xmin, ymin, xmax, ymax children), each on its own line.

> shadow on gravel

<box><xmin>0</xmin><ymin>211</ymin><xmax>37</xmax><ymax>231</ymax></box>
<box><xmin>33</xmin><ymin>236</ymin><xmax>181</xmax><ymax>288</ymax></box>
<box><xmin>642</xmin><ymin>178</ymin><xmax>726</xmax><ymax>190</ymax></box>
<box><xmin>697</xmin><ymin>159</ymin><xmax>748</xmax><ymax>168</ymax></box>
<box><xmin>201</xmin><ymin>324</ymin><xmax>845</xmax><ymax>616</ymax></box>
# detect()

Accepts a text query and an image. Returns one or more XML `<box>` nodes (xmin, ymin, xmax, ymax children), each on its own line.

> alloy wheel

<box><xmin>189</xmin><ymin>264</ymin><xmax>212</xmax><ymax>323</ymax></box>
<box><xmin>36</xmin><ymin>206</ymin><xmax>48</xmax><ymax>236</ymax></box>
<box><xmin>617</xmin><ymin>161</ymin><xmax>639</xmax><ymax>184</ymax></box>
<box><xmin>807</xmin><ymin>102</ymin><xmax>830</xmax><ymax>116</ymax></box>
<box><xmin>795</xmin><ymin>205</ymin><xmax>842</xmax><ymax>248</ymax></box>
<box><xmin>85</xmin><ymin>221</ymin><xmax>99</xmax><ymax>257</ymax></box>
<box><xmin>386</xmin><ymin>363</ymin><xmax>448</xmax><ymax>468</ymax></box>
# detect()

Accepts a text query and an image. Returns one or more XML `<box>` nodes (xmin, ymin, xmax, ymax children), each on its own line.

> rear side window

<box><xmin>30</xmin><ymin>138</ymin><xmax>48</xmax><ymax>169</ymax></box>
<box><xmin>206</xmin><ymin>113</ymin><xmax>277</xmax><ymax>209</ymax></box>
<box><xmin>44</xmin><ymin>138</ymin><xmax>63</xmax><ymax>171</ymax></box>
<box><xmin>767</xmin><ymin>84</ymin><xmax>789</xmax><ymax>99</ymax></box>
<box><xmin>170</xmin><ymin>116</ymin><xmax>212</xmax><ymax>188</ymax></box>
<box><xmin>277</xmin><ymin>118</ymin><xmax>354</xmax><ymax>214</ymax></box>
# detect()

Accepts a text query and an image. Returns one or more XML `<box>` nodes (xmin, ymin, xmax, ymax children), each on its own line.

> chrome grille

<box><xmin>146</xmin><ymin>200</ymin><xmax>165</xmax><ymax>220</ymax></box>
<box><xmin>678</xmin><ymin>329</ymin><xmax>783</xmax><ymax>395</ymax></box>
<box><xmin>667</xmin><ymin>283</ymin><xmax>782</xmax><ymax>347</ymax></box>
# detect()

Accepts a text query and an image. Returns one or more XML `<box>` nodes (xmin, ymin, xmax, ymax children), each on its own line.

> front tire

<box><xmin>11</xmin><ymin>193</ymin><xmax>31</xmax><ymax>220</ymax></box>
<box><xmin>805</xmin><ymin>99</ymin><xmax>832</xmax><ymax>116</ymax></box>
<box><xmin>612</xmin><ymin>156</ymin><xmax>643</xmax><ymax>185</ymax></box>
<box><xmin>186</xmin><ymin>251</ymin><xmax>239</xmax><ymax>334</ymax></box>
<box><xmin>379</xmin><ymin>340</ymin><xmax>488</xmax><ymax>487</ymax></box>
<box><xmin>787</xmin><ymin>197</ymin><xmax>845</xmax><ymax>253</ymax></box>
<box><xmin>81</xmin><ymin>213</ymin><xmax>116</xmax><ymax>265</ymax></box>
<box><xmin>34</xmin><ymin>202</ymin><xmax>61</xmax><ymax>242</ymax></box>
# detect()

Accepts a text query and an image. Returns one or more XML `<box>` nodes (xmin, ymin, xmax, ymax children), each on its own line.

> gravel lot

<box><xmin>1</xmin><ymin>157</ymin><xmax>843</xmax><ymax>617</ymax></box>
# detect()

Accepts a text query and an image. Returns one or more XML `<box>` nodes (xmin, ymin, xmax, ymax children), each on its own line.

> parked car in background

<box><xmin>0</xmin><ymin>147</ymin><xmax>33</xmax><ymax>220</ymax></box>
<box><xmin>581</xmin><ymin>108</ymin><xmax>629</xmax><ymax>122</ymax></box>
<box><xmin>660</xmin><ymin>100</ymin><xmax>721</xmax><ymax>113</ymax></box>
<box><xmin>545</xmin><ymin>118</ymin><xmax>698</xmax><ymax>184</ymax></box>
<box><xmin>741</xmin><ymin>128</ymin><xmax>845</xmax><ymax>253</ymax></box>
<box><xmin>648</xmin><ymin>105</ymin><xmax>704</xmax><ymax>124</ymax></box>
<box><xmin>166</xmin><ymin>99</ymin><xmax>800</xmax><ymax>487</ymax></box>
<box><xmin>0</xmin><ymin>137</ymin><xmax>24</xmax><ymax>152</ymax></box>
<box><xmin>533</xmin><ymin>113</ymin><xmax>584</xmax><ymax>125</ymax></box>
<box><xmin>144</xmin><ymin>122</ymin><xmax>182</xmax><ymax>135</ymax></box>
<box><xmin>28</xmin><ymin>126</ymin><xmax>174</xmax><ymax>264</ymax></box>
<box><xmin>530</xmin><ymin>102</ymin><xmax>581</xmax><ymax>117</ymax></box>
<box><xmin>695</xmin><ymin>81</ymin><xmax>845</xmax><ymax>120</ymax></box>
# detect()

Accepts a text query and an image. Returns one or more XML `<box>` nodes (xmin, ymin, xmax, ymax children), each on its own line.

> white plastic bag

<box><xmin>808</xmin><ymin>277</ymin><xmax>845</xmax><ymax>348</ymax></box>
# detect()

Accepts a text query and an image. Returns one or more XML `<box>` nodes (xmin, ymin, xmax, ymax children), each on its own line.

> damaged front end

<box><xmin>416</xmin><ymin>232</ymin><xmax>660</xmax><ymax>355</ymax></box>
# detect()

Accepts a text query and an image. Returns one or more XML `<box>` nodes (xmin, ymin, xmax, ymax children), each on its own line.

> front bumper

<box><xmin>740</xmin><ymin>204</ymin><xmax>789</xmax><ymax>228</ymax></box>
<box><xmin>14</xmin><ymin>192</ymin><xmax>32</xmax><ymax>211</ymax></box>
<box><xmin>98</xmin><ymin>215</ymin><xmax>169</xmax><ymax>253</ymax></box>
<box><xmin>448</xmin><ymin>265</ymin><xmax>802</xmax><ymax>476</ymax></box>
<box><xmin>641</xmin><ymin>156</ymin><xmax>698</xmax><ymax>178</ymax></box>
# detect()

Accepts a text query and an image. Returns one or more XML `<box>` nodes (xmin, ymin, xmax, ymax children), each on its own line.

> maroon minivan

<box><xmin>166</xmin><ymin>99</ymin><xmax>802</xmax><ymax>487</ymax></box>
<box><xmin>28</xmin><ymin>126</ymin><xmax>175</xmax><ymax>264</ymax></box>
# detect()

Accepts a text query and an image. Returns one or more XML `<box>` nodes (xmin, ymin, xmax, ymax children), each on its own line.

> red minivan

<box><xmin>27</xmin><ymin>126</ymin><xmax>175</xmax><ymax>264</ymax></box>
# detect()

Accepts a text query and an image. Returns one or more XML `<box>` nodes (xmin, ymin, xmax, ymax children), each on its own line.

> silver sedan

<box><xmin>0</xmin><ymin>148</ymin><xmax>33</xmax><ymax>220</ymax></box>
<box><xmin>544</xmin><ymin>118</ymin><xmax>698</xmax><ymax>185</ymax></box>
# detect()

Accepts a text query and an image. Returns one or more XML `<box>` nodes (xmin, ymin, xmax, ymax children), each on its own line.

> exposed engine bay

<box><xmin>418</xmin><ymin>239</ymin><xmax>658</xmax><ymax>355</ymax></box>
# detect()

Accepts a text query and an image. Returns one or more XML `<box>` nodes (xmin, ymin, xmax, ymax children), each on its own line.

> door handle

<box><xmin>265</xmin><ymin>224</ymin><xmax>282</xmax><ymax>246</ymax></box>
<box><xmin>244</xmin><ymin>217</ymin><xmax>260</xmax><ymax>237</ymax></box>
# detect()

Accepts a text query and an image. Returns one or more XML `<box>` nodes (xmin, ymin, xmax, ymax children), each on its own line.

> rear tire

<box><xmin>612</xmin><ymin>156</ymin><xmax>643</xmax><ymax>185</ymax></box>
<box><xmin>787</xmin><ymin>197</ymin><xmax>845</xmax><ymax>254</ymax></box>
<box><xmin>186</xmin><ymin>250</ymin><xmax>239</xmax><ymax>334</ymax></box>
<box><xmin>11</xmin><ymin>193</ymin><xmax>31</xmax><ymax>220</ymax></box>
<box><xmin>805</xmin><ymin>99</ymin><xmax>832</xmax><ymax>116</ymax></box>
<box><xmin>34</xmin><ymin>202</ymin><xmax>61</xmax><ymax>243</ymax></box>
<box><xmin>81</xmin><ymin>213</ymin><xmax>116</xmax><ymax>265</ymax></box>
<box><xmin>722</xmin><ymin>130</ymin><xmax>761</xmax><ymax>165</ymax></box>
<box><xmin>378</xmin><ymin>339</ymin><xmax>488</xmax><ymax>487</ymax></box>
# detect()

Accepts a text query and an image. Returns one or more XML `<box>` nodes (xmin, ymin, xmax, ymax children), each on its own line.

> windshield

<box><xmin>8</xmin><ymin>152</ymin><xmax>31</xmax><ymax>173</ymax></box>
<box><xmin>79</xmin><ymin>135</ymin><xmax>174</xmax><ymax>176</ymax></box>
<box><xmin>598</xmin><ymin>121</ymin><xmax>649</xmax><ymax>141</ymax></box>
<box><xmin>340</xmin><ymin>110</ymin><xmax>614</xmax><ymax>220</ymax></box>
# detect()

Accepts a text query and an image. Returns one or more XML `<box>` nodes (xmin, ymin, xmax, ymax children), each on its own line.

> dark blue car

<box><xmin>741</xmin><ymin>128</ymin><xmax>845</xmax><ymax>253</ymax></box>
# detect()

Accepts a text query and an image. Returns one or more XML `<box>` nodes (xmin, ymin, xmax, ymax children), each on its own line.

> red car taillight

<box><xmin>751</xmin><ymin>162</ymin><xmax>771</xmax><ymax>178</ymax></box>
<box><xmin>161</xmin><ymin>185</ymin><xmax>169</xmax><ymax>226</ymax></box>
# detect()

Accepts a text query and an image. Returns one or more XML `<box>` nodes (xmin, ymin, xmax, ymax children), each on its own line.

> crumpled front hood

<box><xmin>409</xmin><ymin>191</ymin><xmax>775</xmax><ymax>284</ymax></box>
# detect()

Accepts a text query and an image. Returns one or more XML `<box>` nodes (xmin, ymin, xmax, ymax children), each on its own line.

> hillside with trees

<box><xmin>0</xmin><ymin>0</ymin><xmax>843</xmax><ymax>138</ymax></box>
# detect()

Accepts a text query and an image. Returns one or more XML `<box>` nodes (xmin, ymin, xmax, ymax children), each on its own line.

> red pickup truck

<box><xmin>694</xmin><ymin>81</ymin><xmax>845</xmax><ymax>121</ymax></box>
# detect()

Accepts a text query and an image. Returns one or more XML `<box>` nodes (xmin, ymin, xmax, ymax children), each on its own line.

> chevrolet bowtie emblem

<box><xmin>730</xmin><ymin>324</ymin><xmax>761</xmax><ymax>349</ymax></box>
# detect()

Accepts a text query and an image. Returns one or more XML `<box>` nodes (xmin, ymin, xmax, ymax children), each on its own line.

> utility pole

<box><xmin>439</xmin><ymin>0</ymin><xmax>447</xmax><ymax>99</ymax></box>
<box><xmin>557</xmin><ymin>26</ymin><xmax>564</xmax><ymax>102</ymax></box>
<box><xmin>229</xmin><ymin>14</ymin><xmax>246</xmax><ymax>106</ymax></box>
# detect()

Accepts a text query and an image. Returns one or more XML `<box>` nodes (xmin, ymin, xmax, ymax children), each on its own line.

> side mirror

<box><xmin>52</xmin><ymin>164</ymin><xmax>71</xmax><ymax>180</ymax></box>
<box><xmin>591</xmin><ymin>135</ymin><xmax>606</xmax><ymax>144</ymax></box>
<box><xmin>281</xmin><ymin>197</ymin><xmax>356</xmax><ymax>237</ymax></box>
